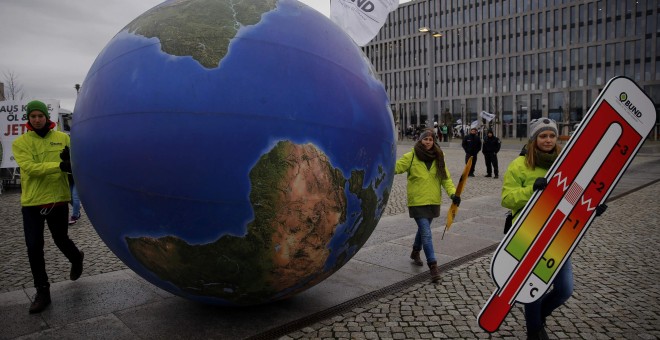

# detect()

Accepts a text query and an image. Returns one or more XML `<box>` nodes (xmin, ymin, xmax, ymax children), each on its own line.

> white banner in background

<box><xmin>330</xmin><ymin>0</ymin><xmax>398</xmax><ymax>46</ymax></box>
<box><xmin>0</xmin><ymin>99</ymin><xmax>60</xmax><ymax>168</ymax></box>
<box><xmin>480</xmin><ymin>111</ymin><xmax>495</xmax><ymax>122</ymax></box>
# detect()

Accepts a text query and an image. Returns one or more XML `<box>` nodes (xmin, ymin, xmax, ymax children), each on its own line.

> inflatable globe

<box><xmin>72</xmin><ymin>0</ymin><xmax>395</xmax><ymax>305</ymax></box>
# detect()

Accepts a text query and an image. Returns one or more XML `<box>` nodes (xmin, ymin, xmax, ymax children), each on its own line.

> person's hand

<box><xmin>595</xmin><ymin>203</ymin><xmax>608</xmax><ymax>217</ymax></box>
<box><xmin>60</xmin><ymin>146</ymin><xmax>70</xmax><ymax>161</ymax></box>
<box><xmin>451</xmin><ymin>194</ymin><xmax>461</xmax><ymax>206</ymax></box>
<box><xmin>533</xmin><ymin>178</ymin><xmax>547</xmax><ymax>191</ymax></box>
<box><xmin>59</xmin><ymin>161</ymin><xmax>72</xmax><ymax>173</ymax></box>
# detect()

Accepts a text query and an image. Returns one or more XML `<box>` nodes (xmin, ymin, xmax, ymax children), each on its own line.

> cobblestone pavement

<box><xmin>280</xmin><ymin>181</ymin><xmax>660</xmax><ymax>340</ymax></box>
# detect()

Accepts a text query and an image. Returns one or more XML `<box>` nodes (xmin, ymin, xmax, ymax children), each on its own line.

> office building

<box><xmin>363</xmin><ymin>0</ymin><xmax>660</xmax><ymax>140</ymax></box>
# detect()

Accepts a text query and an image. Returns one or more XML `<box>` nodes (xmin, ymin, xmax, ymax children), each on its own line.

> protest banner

<box><xmin>1</xmin><ymin>99</ymin><xmax>60</xmax><ymax>168</ymax></box>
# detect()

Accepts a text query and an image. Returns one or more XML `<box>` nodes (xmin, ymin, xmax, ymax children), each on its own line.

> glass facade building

<box><xmin>363</xmin><ymin>0</ymin><xmax>660</xmax><ymax>140</ymax></box>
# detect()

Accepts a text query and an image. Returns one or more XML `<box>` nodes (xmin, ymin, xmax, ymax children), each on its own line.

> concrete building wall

<box><xmin>363</xmin><ymin>0</ymin><xmax>660</xmax><ymax>140</ymax></box>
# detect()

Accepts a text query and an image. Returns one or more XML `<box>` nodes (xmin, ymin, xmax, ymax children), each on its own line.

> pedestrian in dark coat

<box><xmin>461</xmin><ymin>127</ymin><xmax>481</xmax><ymax>176</ymax></box>
<box><xmin>482</xmin><ymin>129</ymin><xmax>501</xmax><ymax>178</ymax></box>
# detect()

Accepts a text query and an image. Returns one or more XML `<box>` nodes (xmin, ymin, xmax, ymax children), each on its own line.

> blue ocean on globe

<box><xmin>72</xmin><ymin>0</ymin><xmax>395</xmax><ymax>305</ymax></box>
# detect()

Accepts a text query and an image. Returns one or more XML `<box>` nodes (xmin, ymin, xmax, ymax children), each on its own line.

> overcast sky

<box><xmin>0</xmin><ymin>0</ymin><xmax>410</xmax><ymax>111</ymax></box>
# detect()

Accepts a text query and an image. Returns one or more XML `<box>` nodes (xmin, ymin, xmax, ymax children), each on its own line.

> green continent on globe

<box><xmin>124</xmin><ymin>0</ymin><xmax>278</xmax><ymax>68</ymax></box>
<box><xmin>126</xmin><ymin>141</ymin><xmax>349</xmax><ymax>304</ymax></box>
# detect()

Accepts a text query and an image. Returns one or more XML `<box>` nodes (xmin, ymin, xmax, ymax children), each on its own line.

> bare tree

<box><xmin>2</xmin><ymin>70</ymin><xmax>27</xmax><ymax>101</ymax></box>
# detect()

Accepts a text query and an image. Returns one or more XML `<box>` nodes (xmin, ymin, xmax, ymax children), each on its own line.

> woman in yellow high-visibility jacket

<box><xmin>395</xmin><ymin>128</ymin><xmax>460</xmax><ymax>283</ymax></box>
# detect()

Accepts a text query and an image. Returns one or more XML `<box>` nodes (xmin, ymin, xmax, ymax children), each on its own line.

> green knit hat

<box><xmin>26</xmin><ymin>100</ymin><xmax>50</xmax><ymax>119</ymax></box>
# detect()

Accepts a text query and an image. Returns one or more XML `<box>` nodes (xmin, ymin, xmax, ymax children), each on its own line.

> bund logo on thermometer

<box><xmin>478</xmin><ymin>77</ymin><xmax>656</xmax><ymax>333</ymax></box>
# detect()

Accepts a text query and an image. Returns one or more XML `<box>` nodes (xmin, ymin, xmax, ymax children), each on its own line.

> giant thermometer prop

<box><xmin>478</xmin><ymin>77</ymin><xmax>657</xmax><ymax>333</ymax></box>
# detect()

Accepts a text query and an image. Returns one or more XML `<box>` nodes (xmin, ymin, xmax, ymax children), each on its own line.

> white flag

<box><xmin>455</xmin><ymin>119</ymin><xmax>462</xmax><ymax>125</ymax></box>
<box><xmin>480</xmin><ymin>111</ymin><xmax>495</xmax><ymax>122</ymax></box>
<box><xmin>470</xmin><ymin>120</ymin><xmax>483</xmax><ymax>129</ymax></box>
<box><xmin>330</xmin><ymin>0</ymin><xmax>399</xmax><ymax>46</ymax></box>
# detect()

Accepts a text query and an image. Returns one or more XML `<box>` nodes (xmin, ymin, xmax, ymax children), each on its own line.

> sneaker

<box><xmin>494</xmin><ymin>175</ymin><xmax>499</xmax><ymax>179</ymax></box>
<box><xmin>70</xmin><ymin>250</ymin><xmax>84</xmax><ymax>281</ymax></box>
<box><xmin>68</xmin><ymin>215</ymin><xmax>79</xmax><ymax>225</ymax></box>
<box><xmin>468</xmin><ymin>174</ymin><xmax>475</xmax><ymax>177</ymax></box>
<box><xmin>485</xmin><ymin>174</ymin><xmax>492</xmax><ymax>177</ymax></box>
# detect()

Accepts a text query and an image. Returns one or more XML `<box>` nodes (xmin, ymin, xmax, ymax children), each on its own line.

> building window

<box><xmin>502</xmin><ymin>95</ymin><xmax>513</xmax><ymax>138</ymax></box>
<box><xmin>548</xmin><ymin>92</ymin><xmax>563</xmax><ymax>124</ymax></box>
<box><xmin>569</xmin><ymin>90</ymin><xmax>584</xmax><ymax>124</ymax></box>
<box><xmin>531</xmin><ymin>94</ymin><xmax>542</xmax><ymax>120</ymax></box>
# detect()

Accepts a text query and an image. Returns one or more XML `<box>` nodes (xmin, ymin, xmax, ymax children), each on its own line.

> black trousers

<box><xmin>465</xmin><ymin>153</ymin><xmax>478</xmax><ymax>175</ymax></box>
<box><xmin>22</xmin><ymin>204</ymin><xmax>81</xmax><ymax>288</ymax></box>
<box><xmin>484</xmin><ymin>152</ymin><xmax>499</xmax><ymax>176</ymax></box>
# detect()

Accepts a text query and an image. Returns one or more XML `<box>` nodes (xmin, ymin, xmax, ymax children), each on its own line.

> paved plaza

<box><xmin>0</xmin><ymin>139</ymin><xmax>658</xmax><ymax>339</ymax></box>
<box><xmin>281</xmin><ymin>181</ymin><xmax>660</xmax><ymax>340</ymax></box>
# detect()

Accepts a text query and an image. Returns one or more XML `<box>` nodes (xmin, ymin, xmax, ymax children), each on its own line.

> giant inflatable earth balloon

<box><xmin>72</xmin><ymin>0</ymin><xmax>395</xmax><ymax>305</ymax></box>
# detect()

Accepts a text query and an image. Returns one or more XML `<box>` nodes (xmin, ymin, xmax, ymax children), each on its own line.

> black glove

<box><xmin>533</xmin><ymin>178</ymin><xmax>547</xmax><ymax>191</ymax></box>
<box><xmin>451</xmin><ymin>194</ymin><xmax>461</xmax><ymax>206</ymax></box>
<box><xmin>60</xmin><ymin>146</ymin><xmax>70</xmax><ymax>161</ymax></box>
<box><xmin>59</xmin><ymin>161</ymin><xmax>72</xmax><ymax>173</ymax></box>
<box><xmin>595</xmin><ymin>204</ymin><xmax>608</xmax><ymax>217</ymax></box>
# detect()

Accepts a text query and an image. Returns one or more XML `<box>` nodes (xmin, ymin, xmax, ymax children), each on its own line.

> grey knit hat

<box><xmin>418</xmin><ymin>129</ymin><xmax>435</xmax><ymax>141</ymax></box>
<box><xmin>529</xmin><ymin>118</ymin><xmax>558</xmax><ymax>141</ymax></box>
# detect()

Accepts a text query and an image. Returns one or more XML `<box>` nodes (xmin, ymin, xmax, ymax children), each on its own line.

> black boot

<box><xmin>70</xmin><ymin>250</ymin><xmax>84</xmax><ymax>281</ymax></box>
<box><xmin>29</xmin><ymin>286</ymin><xmax>51</xmax><ymax>314</ymax></box>
<box><xmin>428</xmin><ymin>261</ymin><xmax>440</xmax><ymax>283</ymax></box>
<box><xmin>526</xmin><ymin>326</ymin><xmax>549</xmax><ymax>340</ymax></box>
<box><xmin>410</xmin><ymin>249</ymin><xmax>423</xmax><ymax>266</ymax></box>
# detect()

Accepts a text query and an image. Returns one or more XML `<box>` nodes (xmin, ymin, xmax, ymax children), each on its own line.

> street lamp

<box><xmin>74</xmin><ymin>84</ymin><xmax>81</xmax><ymax>95</ymax></box>
<box><xmin>461</xmin><ymin>103</ymin><xmax>465</xmax><ymax>137</ymax></box>
<box><xmin>418</xmin><ymin>26</ymin><xmax>442</xmax><ymax>128</ymax></box>
<box><xmin>517</xmin><ymin>103</ymin><xmax>528</xmax><ymax>141</ymax></box>
<box><xmin>419</xmin><ymin>26</ymin><xmax>442</xmax><ymax>38</ymax></box>
<box><xmin>517</xmin><ymin>101</ymin><xmax>522</xmax><ymax>141</ymax></box>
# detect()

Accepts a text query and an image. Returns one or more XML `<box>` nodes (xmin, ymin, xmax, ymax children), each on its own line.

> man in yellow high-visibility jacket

<box><xmin>12</xmin><ymin>100</ymin><xmax>84</xmax><ymax>314</ymax></box>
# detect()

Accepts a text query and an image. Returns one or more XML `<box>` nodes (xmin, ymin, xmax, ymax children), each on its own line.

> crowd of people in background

<box><xmin>401</xmin><ymin>121</ymin><xmax>502</xmax><ymax>179</ymax></box>
<box><xmin>402</xmin><ymin>122</ymin><xmax>493</xmax><ymax>141</ymax></box>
